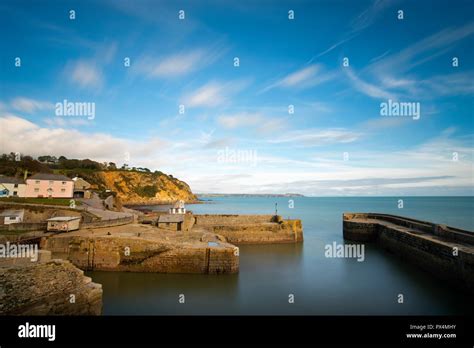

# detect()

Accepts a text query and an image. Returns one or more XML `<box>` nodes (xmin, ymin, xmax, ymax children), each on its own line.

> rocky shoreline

<box><xmin>0</xmin><ymin>252</ymin><xmax>102</xmax><ymax>315</ymax></box>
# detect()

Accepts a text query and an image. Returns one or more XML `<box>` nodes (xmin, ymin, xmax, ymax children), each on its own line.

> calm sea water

<box><xmin>88</xmin><ymin>196</ymin><xmax>474</xmax><ymax>315</ymax></box>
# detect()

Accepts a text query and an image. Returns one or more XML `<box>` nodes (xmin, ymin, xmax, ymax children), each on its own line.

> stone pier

<box><xmin>343</xmin><ymin>213</ymin><xmax>474</xmax><ymax>292</ymax></box>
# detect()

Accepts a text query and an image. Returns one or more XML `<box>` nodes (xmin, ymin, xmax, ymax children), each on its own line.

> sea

<box><xmin>87</xmin><ymin>196</ymin><xmax>474</xmax><ymax>315</ymax></box>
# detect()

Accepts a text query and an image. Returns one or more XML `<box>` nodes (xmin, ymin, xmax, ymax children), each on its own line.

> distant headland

<box><xmin>197</xmin><ymin>193</ymin><xmax>305</xmax><ymax>198</ymax></box>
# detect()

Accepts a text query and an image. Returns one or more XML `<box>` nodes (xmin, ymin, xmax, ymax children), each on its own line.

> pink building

<box><xmin>25</xmin><ymin>173</ymin><xmax>74</xmax><ymax>198</ymax></box>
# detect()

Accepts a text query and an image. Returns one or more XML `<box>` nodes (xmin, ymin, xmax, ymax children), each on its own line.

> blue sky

<box><xmin>0</xmin><ymin>0</ymin><xmax>473</xmax><ymax>195</ymax></box>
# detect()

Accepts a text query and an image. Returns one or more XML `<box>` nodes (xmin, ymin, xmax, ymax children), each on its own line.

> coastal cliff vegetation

<box><xmin>0</xmin><ymin>153</ymin><xmax>197</xmax><ymax>204</ymax></box>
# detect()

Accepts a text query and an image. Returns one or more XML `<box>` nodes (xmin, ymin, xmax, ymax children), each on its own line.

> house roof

<box><xmin>0</xmin><ymin>176</ymin><xmax>25</xmax><ymax>184</ymax></box>
<box><xmin>28</xmin><ymin>173</ymin><xmax>72</xmax><ymax>181</ymax></box>
<box><xmin>158</xmin><ymin>214</ymin><xmax>184</xmax><ymax>223</ymax></box>
<box><xmin>73</xmin><ymin>177</ymin><xmax>91</xmax><ymax>187</ymax></box>
<box><xmin>47</xmin><ymin>216</ymin><xmax>80</xmax><ymax>221</ymax></box>
<box><xmin>0</xmin><ymin>209</ymin><xmax>24</xmax><ymax>217</ymax></box>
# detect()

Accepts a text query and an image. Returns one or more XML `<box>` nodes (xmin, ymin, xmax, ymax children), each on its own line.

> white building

<box><xmin>46</xmin><ymin>216</ymin><xmax>81</xmax><ymax>232</ymax></box>
<box><xmin>169</xmin><ymin>200</ymin><xmax>186</xmax><ymax>214</ymax></box>
<box><xmin>0</xmin><ymin>209</ymin><xmax>25</xmax><ymax>225</ymax></box>
<box><xmin>0</xmin><ymin>177</ymin><xmax>26</xmax><ymax>197</ymax></box>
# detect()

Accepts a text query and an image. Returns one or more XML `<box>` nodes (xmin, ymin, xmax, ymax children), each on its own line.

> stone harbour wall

<box><xmin>343</xmin><ymin>212</ymin><xmax>474</xmax><ymax>292</ymax></box>
<box><xmin>195</xmin><ymin>215</ymin><xmax>303</xmax><ymax>244</ymax></box>
<box><xmin>194</xmin><ymin>214</ymin><xmax>275</xmax><ymax>225</ymax></box>
<box><xmin>42</xmin><ymin>236</ymin><xmax>239</xmax><ymax>274</ymax></box>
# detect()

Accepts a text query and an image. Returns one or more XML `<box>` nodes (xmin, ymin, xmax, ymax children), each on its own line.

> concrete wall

<box><xmin>0</xmin><ymin>222</ymin><xmax>47</xmax><ymax>232</ymax></box>
<box><xmin>81</xmin><ymin>216</ymin><xmax>133</xmax><ymax>229</ymax></box>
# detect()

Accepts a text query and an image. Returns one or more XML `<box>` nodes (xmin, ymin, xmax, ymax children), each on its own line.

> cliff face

<box><xmin>98</xmin><ymin>171</ymin><xmax>197</xmax><ymax>204</ymax></box>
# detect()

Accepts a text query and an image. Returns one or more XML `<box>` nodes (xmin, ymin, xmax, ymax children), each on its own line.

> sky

<box><xmin>0</xmin><ymin>0</ymin><xmax>473</xmax><ymax>196</ymax></box>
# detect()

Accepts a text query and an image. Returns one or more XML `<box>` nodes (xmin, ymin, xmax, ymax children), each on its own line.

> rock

<box><xmin>0</xmin><ymin>260</ymin><xmax>102</xmax><ymax>315</ymax></box>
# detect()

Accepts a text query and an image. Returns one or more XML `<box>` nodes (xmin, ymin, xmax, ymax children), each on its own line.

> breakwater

<box><xmin>343</xmin><ymin>213</ymin><xmax>474</xmax><ymax>292</ymax></box>
<box><xmin>193</xmin><ymin>214</ymin><xmax>303</xmax><ymax>244</ymax></box>
<box><xmin>41</xmin><ymin>224</ymin><xmax>239</xmax><ymax>274</ymax></box>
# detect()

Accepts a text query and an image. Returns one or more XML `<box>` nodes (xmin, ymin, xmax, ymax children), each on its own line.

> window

<box><xmin>14</xmin><ymin>184</ymin><xmax>18</xmax><ymax>188</ymax></box>
<box><xmin>9</xmin><ymin>216</ymin><xmax>15</xmax><ymax>221</ymax></box>
<box><xmin>62</xmin><ymin>181</ymin><xmax>66</xmax><ymax>185</ymax></box>
<box><xmin>35</xmin><ymin>180</ymin><xmax>40</xmax><ymax>184</ymax></box>
<box><xmin>61</xmin><ymin>189</ymin><xmax>65</xmax><ymax>192</ymax></box>
<box><xmin>34</xmin><ymin>188</ymin><xmax>39</xmax><ymax>192</ymax></box>
<box><xmin>13</xmin><ymin>191</ymin><xmax>17</xmax><ymax>196</ymax></box>
<box><xmin>49</xmin><ymin>181</ymin><xmax>54</xmax><ymax>185</ymax></box>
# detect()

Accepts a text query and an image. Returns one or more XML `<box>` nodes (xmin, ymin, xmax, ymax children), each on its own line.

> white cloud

<box><xmin>185</xmin><ymin>82</ymin><xmax>224</xmax><ymax>107</ymax></box>
<box><xmin>67</xmin><ymin>60</ymin><xmax>104</xmax><ymax>89</ymax></box>
<box><xmin>182</xmin><ymin>80</ymin><xmax>249</xmax><ymax>108</ymax></box>
<box><xmin>278</xmin><ymin>65</ymin><xmax>319</xmax><ymax>87</ymax></box>
<box><xmin>349</xmin><ymin>22</ymin><xmax>474</xmax><ymax>100</ymax></box>
<box><xmin>1</xmin><ymin>115</ymin><xmax>472</xmax><ymax>197</ymax></box>
<box><xmin>345</xmin><ymin>68</ymin><xmax>396</xmax><ymax>100</ymax></box>
<box><xmin>43</xmin><ymin>117</ymin><xmax>91</xmax><ymax>127</ymax></box>
<box><xmin>11</xmin><ymin>97</ymin><xmax>54</xmax><ymax>113</ymax></box>
<box><xmin>374</xmin><ymin>22</ymin><xmax>474</xmax><ymax>75</ymax></box>
<box><xmin>362</xmin><ymin>117</ymin><xmax>408</xmax><ymax>130</ymax></box>
<box><xmin>269</xmin><ymin>128</ymin><xmax>362</xmax><ymax>147</ymax></box>
<box><xmin>0</xmin><ymin>115</ymin><xmax>127</xmax><ymax>160</ymax></box>
<box><xmin>261</xmin><ymin>64</ymin><xmax>336</xmax><ymax>93</ymax></box>
<box><xmin>135</xmin><ymin>50</ymin><xmax>211</xmax><ymax>78</ymax></box>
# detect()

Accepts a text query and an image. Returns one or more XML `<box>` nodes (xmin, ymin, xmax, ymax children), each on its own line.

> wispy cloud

<box><xmin>344</xmin><ymin>68</ymin><xmax>395</xmax><ymax>99</ymax></box>
<box><xmin>310</xmin><ymin>34</ymin><xmax>358</xmax><ymax>61</ymax></box>
<box><xmin>311</xmin><ymin>0</ymin><xmax>396</xmax><ymax>60</ymax></box>
<box><xmin>66</xmin><ymin>59</ymin><xmax>104</xmax><ymax>89</ymax></box>
<box><xmin>217</xmin><ymin>112</ymin><xmax>286</xmax><ymax>133</ymax></box>
<box><xmin>134</xmin><ymin>47</ymin><xmax>224</xmax><ymax>79</ymax></box>
<box><xmin>269</xmin><ymin>128</ymin><xmax>363</xmax><ymax>147</ymax></box>
<box><xmin>350</xmin><ymin>0</ymin><xmax>396</xmax><ymax>32</ymax></box>
<box><xmin>260</xmin><ymin>64</ymin><xmax>336</xmax><ymax>93</ymax></box>
<box><xmin>373</xmin><ymin>22</ymin><xmax>474</xmax><ymax>75</ymax></box>
<box><xmin>10</xmin><ymin>97</ymin><xmax>54</xmax><ymax>113</ymax></box>
<box><xmin>63</xmin><ymin>42</ymin><xmax>117</xmax><ymax>90</ymax></box>
<box><xmin>349</xmin><ymin>22</ymin><xmax>474</xmax><ymax>100</ymax></box>
<box><xmin>182</xmin><ymin>79</ymin><xmax>249</xmax><ymax>108</ymax></box>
